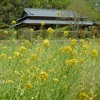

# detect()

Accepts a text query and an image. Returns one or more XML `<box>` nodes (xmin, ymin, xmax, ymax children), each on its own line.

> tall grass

<box><xmin>0</xmin><ymin>37</ymin><xmax>100</xmax><ymax>100</ymax></box>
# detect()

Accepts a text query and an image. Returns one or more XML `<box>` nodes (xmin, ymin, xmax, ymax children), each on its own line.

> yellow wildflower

<box><xmin>20</xmin><ymin>71</ymin><xmax>25</xmax><ymax>78</ymax></box>
<box><xmin>41</xmin><ymin>21</ymin><xmax>45</xmax><ymax>26</ymax></box>
<box><xmin>64</xmin><ymin>31</ymin><xmax>68</xmax><ymax>37</ymax></box>
<box><xmin>43</xmin><ymin>39</ymin><xmax>50</xmax><ymax>47</ymax></box>
<box><xmin>25</xmin><ymin>59</ymin><xmax>30</xmax><ymax>65</ymax></box>
<box><xmin>14</xmin><ymin>70</ymin><xmax>19</xmax><ymax>75</ymax></box>
<box><xmin>82</xmin><ymin>45</ymin><xmax>88</xmax><ymax>50</ymax></box>
<box><xmin>19</xmin><ymin>46</ymin><xmax>26</xmax><ymax>52</ymax></box>
<box><xmin>26</xmin><ymin>81</ymin><xmax>32</xmax><ymax>89</ymax></box>
<box><xmin>31</xmin><ymin>54</ymin><xmax>36</xmax><ymax>60</ymax></box>
<box><xmin>26</xmin><ymin>69</ymin><xmax>31</xmax><ymax>74</ymax></box>
<box><xmin>13</xmin><ymin>31</ymin><xmax>17</xmax><ymax>35</ymax></box>
<box><xmin>53</xmin><ymin>78</ymin><xmax>59</xmax><ymax>83</ymax></box>
<box><xmin>12</xmin><ymin>20</ymin><xmax>16</xmax><ymax>24</ymax></box>
<box><xmin>39</xmin><ymin>71</ymin><xmax>48</xmax><ymax>81</ymax></box>
<box><xmin>60</xmin><ymin>46</ymin><xmax>73</xmax><ymax>54</ymax></box>
<box><xmin>8</xmin><ymin>56</ymin><xmax>12</xmax><ymax>60</ymax></box>
<box><xmin>13</xmin><ymin>52</ymin><xmax>21</xmax><ymax>58</ymax></box>
<box><xmin>47</xmin><ymin>27</ymin><xmax>54</xmax><ymax>34</ymax></box>
<box><xmin>78</xmin><ymin>91</ymin><xmax>89</xmax><ymax>100</ymax></box>
<box><xmin>4</xmin><ymin>30</ymin><xmax>8</xmax><ymax>34</ymax></box>
<box><xmin>0</xmin><ymin>54</ymin><xmax>7</xmax><ymax>59</ymax></box>
<box><xmin>6</xmin><ymin>80</ymin><xmax>14</xmax><ymax>84</ymax></box>
<box><xmin>71</xmin><ymin>39</ymin><xmax>77</xmax><ymax>46</ymax></box>
<box><xmin>91</xmin><ymin>50</ymin><xmax>98</xmax><ymax>58</ymax></box>
<box><xmin>23</xmin><ymin>40</ymin><xmax>31</xmax><ymax>45</ymax></box>
<box><xmin>30</xmin><ymin>28</ymin><xmax>34</xmax><ymax>32</ymax></box>
<box><xmin>30</xmin><ymin>73</ymin><xmax>35</xmax><ymax>78</ymax></box>
<box><xmin>66</xmin><ymin>58</ymin><xmax>78</xmax><ymax>66</ymax></box>
<box><xmin>56</xmin><ymin>11</ymin><xmax>61</xmax><ymax>15</ymax></box>
<box><xmin>2</xmin><ymin>45</ymin><xmax>7</xmax><ymax>49</ymax></box>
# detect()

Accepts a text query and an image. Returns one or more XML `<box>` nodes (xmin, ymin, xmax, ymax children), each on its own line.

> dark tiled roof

<box><xmin>22</xmin><ymin>8</ymin><xmax>84</xmax><ymax>18</ymax></box>
<box><xmin>15</xmin><ymin>19</ymin><xmax>93</xmax><ymax>26</ymax></box>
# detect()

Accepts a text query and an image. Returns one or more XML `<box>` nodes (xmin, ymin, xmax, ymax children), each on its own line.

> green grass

<box><xmin>0</xmin><ymin>38</ymin><xmax>100</xmax><ymax>100</ymax></box>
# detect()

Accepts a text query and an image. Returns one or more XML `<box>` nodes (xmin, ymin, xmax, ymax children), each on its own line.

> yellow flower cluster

<box><xmin>39</xmin><ymin>71</ymin><xmax>48</xmax><ymax>81</ymax></box>
<box><xmin>66</xmin><ymin>58</ymin><xmax>78</xmax><ymax>66</ymax></box>
<box><xmin>8</xmin><ymin>56</ymin><xmax>12</xmax><ymax>60</ymax></box>
<box><xmin>82</xmin><ymin>45</ymin><xmax>88</xmax><ymax>50</ymax></box>
<box><xmin>31</xmin><ymin>54</ymin><xmax>36</xmax><ymax>60</ymax></box>
<box><xmin>60</xmin><ymin>46</ymin><xmax>73</xmax><ymax>54</ymax></box>
<box><xmin>4</xmin><ymin>30</ymin><xmax>8</xmax><ymax>34</ymax></box>
<box><xmin>64</xmin><ymin>31</ymin><xmax>68</xmax><ymax>37</ymax></box>
<box><xmin>53</xmin><ymin>78</ymin><xmax>59</xmax><ymax>83</ymax></box>
<box><xmin>19</xmin><ymin>46</ymin><xmax>26</xmax><ymax>52</ymax></box>
<box><xmin>12</xmin><ymin>20</ymin><xmax>16</xmax><ymax>24</ymax></box>
<box><xmin>0</xmin><ymin>54</ymin><xmax>7</xmax><ymax>59</ymax></box>
<box><xmin>79</xmin><ymin>91</ymin><xmax>89</xmax><ymax>100</ymax></box>
<box><xmin>43</xmin><ymin>39</ymin><xmax>50</xmax><ymax>47</ymax></box>
<box><xmin>41</xmin><ymin>21</ymin><xmax>45</xmax><ymax>26</ymax></box>
<box><xmin>6</xmin><ymin>80</ymin><xmax>14</xmax><ymax>84</ymax></box>
<box><xmin>2</xmin><ymin>45</ymin><xmax>7</xmax><ymax>49</ymax></box>
<box><xmin>56</xmin><ymin>11</ymin><xmax>61</xmax><ymax>16</ymax></box>
<box><xmin>22</xmin><ymin>40</ymin><xmax>31</xmax><ymax>45</ymax></box>
<box><xmin>91</xmin><ymin>50</ymin><xmax>98</xmax><ymax>58</ymax></box>
<box><xmin>26</xmin><ymin>81</ymin><xmax>32</xmax><ymax>89</ymax></box>
<box><xmin>47</xmin><ymin>27</ymin><xmax>54</xmax><ymax>34</ymax></box>
<box><xmin>30</xmin><ymin>28</ymin><xmax>34</xmax><ymax>32</ymax></box>
<box><xmin>71</xmin><ymin>39</ymin><xmax>77</xmax><ymax>46</ymax></box>
<box><xmin>13</xmin><ymin>52</ymin><xmax>22</xmax><ymax>58</ymax></box>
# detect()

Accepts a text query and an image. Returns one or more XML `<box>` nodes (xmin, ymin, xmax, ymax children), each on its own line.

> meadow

<box><xmin>0</xmin><ymin>29</ymin><xmax>100</xmax><ymax>100</ymax></box>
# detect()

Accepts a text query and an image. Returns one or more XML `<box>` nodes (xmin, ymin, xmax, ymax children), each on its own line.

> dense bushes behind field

<box><xmin>0</xmin><ymin>27</ymin><xmax>100</xmax><ymax>40</ymax></box>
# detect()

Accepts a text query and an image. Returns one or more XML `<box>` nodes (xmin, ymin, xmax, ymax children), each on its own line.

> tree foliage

<box><xmin>0</xmin><ymin>0</ymin><xmax>99</xmax><ymax>27</ymax></box>
<box><xmin>0</xmin><ymin>0</ymin><xmax>71</xmax><ymax>25</ymax></box>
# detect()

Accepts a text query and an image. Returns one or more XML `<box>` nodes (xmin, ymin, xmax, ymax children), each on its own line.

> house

<box><xmin>14</xmin><ymin>8</ymin><xmax>97</xmax><ymax>30</ymax></box>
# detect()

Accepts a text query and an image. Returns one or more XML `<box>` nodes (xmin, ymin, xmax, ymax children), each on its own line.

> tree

<box><xmin>64</xmin><ymin>0</ymin><xmax>95</xmax><ymax>31</ymax></box>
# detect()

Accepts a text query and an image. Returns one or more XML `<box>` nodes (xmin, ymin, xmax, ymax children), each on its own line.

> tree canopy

<box><xmin>0</xmin><ymin>0</ymin><xmax>99</xmax><ymax>27</ymax></box>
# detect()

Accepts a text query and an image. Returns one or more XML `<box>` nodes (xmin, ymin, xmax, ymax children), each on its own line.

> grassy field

<box><xmin>0</xmin><ymin>38</ymin><xmax>100</xmax><ymax>100</ymax></box>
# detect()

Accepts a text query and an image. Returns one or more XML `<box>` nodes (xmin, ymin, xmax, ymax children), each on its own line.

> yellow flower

<box><xmin>39</xmin><ymin>71</ymin><xmax>48</xmax><ymax>81</ymax></box>
<box><xmin>64</xmin><ymin>31</ymin><xmax>68</xmax><ymax>37</ymax></box>
<box><xmin>25</xmin><ymin>59</ymin><xmax>30</xmax><ymax>65</ymax></box>
<box><xmin>56</xmin><ymin>11</ymin><xmax>61</xmax><ymax>15</ymax></box>
<box><xmin>66</xmin><ymin>58</ymin><xmax>78</xmax><ymax>66</ymax></box>
<box><xmin>60</xmin><ymin>46</ymin><xmax>73</xmax><ymax>54</ymax></box>
<box><xmin>23</xmin><ymin>40</ymin><xmax>31</xmax><ymax>45</ymax></box>
<box><xmin>12</xmin><ymin>20</ymin><xmax>16</xmax><ymax>24</ymax></box>
<box><xmin>71</xmin><ymin>39</ymin><xmax>77</xmax><ymax>46</ymax></box>
<box><xmin>26</xmin><ymin>69</ymin><xmax>31</xmax><ymax>74</ymax></box>
<box><xmin>91</xmin><ymin>50</ymin><xmax>98</xmax><ymax>58</ymax></box>
<box><xmin>47</xmin><ymin>27</ymin><xmax>54</xmax><ymax>34</ymax></box>
<box><xmin>30</xmin><ymin>28</ymin><xmax>34</xmax><ymax>32</ymax></box>
<box><xmin>4</xmin><ymin>30</ymin><xmax>8</xmax><ymax>34</ymax></box>
<box><xmin>82</xmin><ymin>45</ymin><xmax>88</xmax><ymax>50</ymax></box>
<box><xmin>26</xmin><ymin>81</ymin><xmax>32</xmax><ymax>89</ymax></box>
<box><xmin>79</xmin><ymin>91</ymin><xmax>89</xmax><ymax>99</ymax></box>
<box><xmin>8</xmin><ymin>56</ymin><xmax>12</xmax><ymax>60</ymax></box>
<box><xmin>41</xmin><ymin>21</ymin><xmax>45</xmax><ymax>26</ymax></box>
<box><xmin>31</xmin><ymin>54</ymin><xmax>36</xmax><ymax>60</ymax></box>
<box><xmin>43</xmin><ymin>39</ymin><xmax>50</xmax><ymax>47</ymax></box>
<box><xmin>53</xmin><ymin>78</ymin><xmax>59</xmax><ymax>83</ymax></box>
<box><xmin>2</xmin><ymin>45</ymin><xmax>7</xmax><ymax>49</ymax></box>
<box><xmin>6</xmin><ymin>80</ymin><xmax>14</xmax><ymax>84</ymax></box>
<box><xmin>80</xmin><ymin>39</ymin><xmax>85</xmax><ymax>43</ymax></box>
<box><xmin>14</xmin><ymin>70</ymin><xmax>19</xmax><ymax>75</ymax></box>
<box><xmin>20</xmin><ymin>71</ymin><xmax>25</xmax><ymax>78</ymax></box>
<box><xmin>13</xmin><ymin>31</ymin><xmax>17</xmax><ymax>35</ymax></box>
<box><xmin>30</xmin><ymin>73</ymin><xmax>35</xmax><ymax>78</ymax></box>
<box><xmin>13</xmin><ymin>52</ymin><xmax>21</xmax><ymax>58</ymax></box>
<box><xmin>0</xmin><ymin>54</ymin><xmax>7</xmax><ymax>59</ymax></box>
<box><xmin>19</xmin><ymin>46</ymin><xmax>26</xmax><ymax>52</ymax></box>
